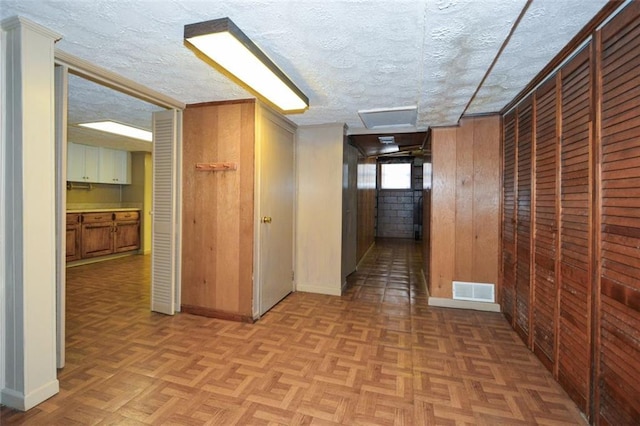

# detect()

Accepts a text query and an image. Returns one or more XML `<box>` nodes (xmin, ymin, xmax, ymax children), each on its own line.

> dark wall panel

<box><xmin>499</xmin><ymin>4</ymin><xmax>640</xmax><ymax>423</ymax></box>
<box><xmin>558</xmin><ymin>45</ymin><xmax>592</xmax><ymax>412</ymax></box>
<box><xmin>501</xmin><ymin>112</ymin><xmax>517</xmax><ymax>325</ymax></box>
<box><xmin>533</xmin><ymin>77</ymin><xmax>559</xmax><ymax>370</ymax></box>
<box><xmin>598</xmin><ymin>2</ymin><xmax>640</xmax><ymax>424</ymax></box>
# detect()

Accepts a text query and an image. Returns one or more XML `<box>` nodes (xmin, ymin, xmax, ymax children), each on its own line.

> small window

<box><xmin>381</xmin><ymin>163</ymin><xmax>411</xmax><ymax>189</ymax></box>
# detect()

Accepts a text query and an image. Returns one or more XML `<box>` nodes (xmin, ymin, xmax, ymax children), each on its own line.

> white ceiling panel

<box><xmin>0</xmin><ymin>0</ymin><xmax>613</xmax><ymax>140</ymax></box>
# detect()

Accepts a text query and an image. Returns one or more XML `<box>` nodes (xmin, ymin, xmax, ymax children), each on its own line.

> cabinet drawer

<box><xmin>82</xmin><ymin>212</ymin><xmax>114</xmax><ymax>223</ymax></box>
<box><xmin>66</xmin><ymin>213</ymin><xmax>81</xmax><ymax>225</ymax></box>
<box><xmin>114</xmin><ymin>211</ymin><xmax>139</xmax><ymax>221</ymax></box>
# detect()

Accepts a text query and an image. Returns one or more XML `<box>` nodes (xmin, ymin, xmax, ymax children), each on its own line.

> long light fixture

<box><xmin>184</xmin><ymin>17</ymin><xmax>309</xmax><ymax>112</ymax></box>
<box><xmin>77</xmin><ymin>121</ymin><xmax>153</xmax><ymax>142</ymax></box>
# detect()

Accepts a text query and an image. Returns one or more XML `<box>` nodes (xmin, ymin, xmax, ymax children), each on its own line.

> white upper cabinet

<box><xmin>67</xmin><ymin>142</ymin><xmax>99</xmax><ymax>182</ymax></box>
<box><xmin>98</xmin><ymin>147</ymin><xmax>131</xmax><ymax>184</ymax></box>
<box><xmin>67</xmin><ymin>142</ymin><xmax>130</xmax><ymax>184</ymax></box>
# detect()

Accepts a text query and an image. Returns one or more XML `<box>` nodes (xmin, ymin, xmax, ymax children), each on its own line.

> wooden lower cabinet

<box><xmin>67</xmin><ymin>210</ymin><xmax>140</xmax><ymax>261</ymax></box>
<box><xmin>66</xmin><ymin>213</ymin><xmax>81</xmax><ymax>261</ymax></box>
<box><xmin>81</xmin><ymin>213</ymin><xmax>114</xmax><ymax>258</ymax></box>
<box><xmin>114</xmin><ymin>221</ymin><xmax>140</xmax><ymax>253</ymax></box>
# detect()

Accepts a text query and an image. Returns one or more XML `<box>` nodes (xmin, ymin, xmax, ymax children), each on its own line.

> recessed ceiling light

<box><xmin>77</xmin><ymin>121</ymin><xmax>153</xmax><ymax>142</ymax></box>
<box><xmin>358</xmin><ymin>106</ymin><xmax>417</xmax><ymax>129</ymax></box>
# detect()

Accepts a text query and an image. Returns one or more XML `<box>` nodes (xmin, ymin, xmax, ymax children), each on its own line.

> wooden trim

<box><xmin>585</xmin><ymin>42</ymin><xmax>595</xmax><ymax>419</ymax></box>
<box><xmin>186</xmin><ymin>99</ymin><xmax>256</xmax><ymax>109</ymax></box>
<box><xmin>513</xmin><ymin>107</ymin><xmax>519</xmax><ymax>329</ymax></box>
<box><xmin>590</xmin><ymin>28</ymin><xmax>603</xmax><ymax>424</ymax></box>
<box><xmin>497</xmin><ymin>115</ymin><xmax>504</xmax><ymax>312</ymax></box>
<box><xmin>460</xmin><ymin>0</ymin><xmax>532</xmax><ymax>118</ymax></box>
<box><xmin>553</xmin><ymin>71</ymin><xmax>562</xmax><ymax>381</ymax></box>
<box><xmin>529</xmin><ymin>93</ymin><xmax>537</xmax><ymax>350</ymax></box>
<box><xmin>500</xmin><ymin>1</ymin><xmax>624</xmax><ymax>115</ymax></box>
<box><xmin>181</xmin><ymin>304</ymin><xmax>255</xmax><ymax>323</ymax></box>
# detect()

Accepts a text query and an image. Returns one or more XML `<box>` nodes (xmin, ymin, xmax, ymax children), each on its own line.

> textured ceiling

<box><xmin>1</xmin><ymin>0</ymin><xmax>610</xmax><ymax>146</ymax></box>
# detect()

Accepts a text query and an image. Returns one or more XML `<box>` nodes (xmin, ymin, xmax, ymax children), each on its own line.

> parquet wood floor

<box><xmin>1</xmin><ymin>239</ymin><xmax>586</xmax><ymax>425</ymax></box>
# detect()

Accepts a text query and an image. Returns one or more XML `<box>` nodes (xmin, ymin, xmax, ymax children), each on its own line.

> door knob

<box><xmin>262</xmin><ymin>216</ymin><xmax>272</xmax><ymax>224</ymax></box>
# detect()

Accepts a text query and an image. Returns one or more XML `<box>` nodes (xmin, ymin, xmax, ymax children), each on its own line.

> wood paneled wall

<box><xmin>181</xmin><ymin>100</ymin><xmax>256</xmax><ymax>321</ymax></box>
<box><xmin>430</xmin><ymin>116</ymin><xmax>501</xmax><ymax>298</ymax></box>
<box><xmin>499</xmin><ymin>3</ymin><xmax>640</xmax><ymax>423</ymax></box>
<box><xmin>422</xmin><ymin>157</ymin><xmax>432</xmax><ymax>283</ymax></box>
<box><xmin>356</xmin><ymin>156</ymin><xmax>376</xmax><ymax>263</ymax></box>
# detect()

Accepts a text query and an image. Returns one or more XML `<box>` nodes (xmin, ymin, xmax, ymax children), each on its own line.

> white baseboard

<box><xmin>428</xmin><ymin>297</ymin><xmax>501</xmax><ymax>312</ymax></box>
<box><xmin>296</xmin><ymin>284</ymin><xmax>342</xmax><ymax>296</ymax></box>
<box><xmin>1</xmin><ymin>378</ymin><xmax>59</xmax><ymax>411</ymax></box>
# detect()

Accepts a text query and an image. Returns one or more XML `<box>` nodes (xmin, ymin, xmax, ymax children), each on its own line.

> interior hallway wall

<box><xmin>429</xmin><ymin>115</ymin><xmax>501</xmax><ymax>299</ymax></box>
<box><xmin>356</xmin><ymin>156</ymin><xmax>376</xmax><ymax>263</ymax></box>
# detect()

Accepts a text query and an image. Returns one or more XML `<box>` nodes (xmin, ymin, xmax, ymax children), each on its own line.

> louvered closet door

<box><xmin>502</xmin><ymin>111</ymin><xmax>517</xmax><ymax>325</ymax></box>
<box><xmin>516</xmin><ymin>98</ymin><xmax>533</xmax><ymax>343</ymax></box>
<box><xmin>151</xmin><ymin>109</ymin><xmax>180</xmax><ymax>315</ymax></box>
<box><xmin>533</xmin><ymin>77</ymin><xmax>558</xmax><ymax>370</ymax></box>
<box><xmin>558</xmin><ymin>45</ymin><xmax>592</xmax><ymax>411</ymax></box>
<box><xmin>598</xmin><ymin>3</ymin><xmax>640</xmax><ymax>424</ymax></box>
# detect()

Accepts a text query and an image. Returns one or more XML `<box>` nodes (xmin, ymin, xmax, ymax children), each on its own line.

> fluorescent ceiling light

<box><xmin>184</xmin><ymin>18</ymin><xmax>309</xmax><ymax>112</ymax></box>
<box><xmin>78</xmin><ymin>121</ymin><xmax>152</xmax><ymax>142</ymax></box>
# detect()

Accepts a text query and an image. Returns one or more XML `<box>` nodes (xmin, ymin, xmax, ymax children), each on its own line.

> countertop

<box><xmin>67</xmin><ymin>207</ymin><xmax>141</xmax><ymax>213</ymax></box>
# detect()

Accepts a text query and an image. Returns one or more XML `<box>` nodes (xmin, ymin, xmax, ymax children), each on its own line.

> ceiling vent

<box><xmin>358</xmin><ymin>106</ymin><xmax>417</xmax><ymax>129</ymax></box>
<box><xmin>378</xmin><ymin>136</ymin><xmax>395</xmax><ymax>144</ymax></box>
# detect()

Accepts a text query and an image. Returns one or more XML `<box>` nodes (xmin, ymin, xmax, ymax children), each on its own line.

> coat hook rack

<box><xmin>195</xmin><ymin>162</ymin><xmax>238</xmax><ymax>171</ymax></box>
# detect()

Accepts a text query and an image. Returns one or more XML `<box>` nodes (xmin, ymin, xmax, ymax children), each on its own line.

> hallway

<box><xmin>1</xmin><ymin>240</ymin><xmax>585</xmax><ymax>425</ymax></box>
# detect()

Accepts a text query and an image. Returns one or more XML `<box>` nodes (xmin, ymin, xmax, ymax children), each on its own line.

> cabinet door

<box><xmin>99</xmin><ymin>147</ymin><xmax>130</xmax><ymax>184</ymax></box>
<box><xmin>113</xmin><ymin>221</ymin><xmax>140</xmax><ymax>253</ymax></box>
<box><xmin>65</xmin><ymin>224</ymin><xmax>81</xmax><ymax>261</ymax></box>
<box><xmin>114</xmin><ymin>150</ymin><xmax>131</xmax><ymax>184</ymax></box>
<box><xmin>84</xmin><ymin>145</ymin><xmax>100</xmax><ymax>182</ymax></box>
<box><xmin>68</xmin><ymin>143</ymin><xmax>100</xmax><ymax>182</ymax></box>
<box><xmin>67</xmin><ymin>142</ymin><xmax>86</xmax><ymax>182</ymax></box>
<box><xmin>81</xmin><ymin>222</ymin><xmax>113</xmax><ymax>258</ymax></box>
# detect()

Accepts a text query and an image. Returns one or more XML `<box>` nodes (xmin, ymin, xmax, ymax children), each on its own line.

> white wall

<box><xmin>295</xmin><ymin>124</ymin><xmax>345</xmax><ymax>296</ymax></box>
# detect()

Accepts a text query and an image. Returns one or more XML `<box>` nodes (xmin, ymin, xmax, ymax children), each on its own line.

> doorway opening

<box><xmin>54</xmin><ymin>54</ymin><xmax>184</xmax><ymax>369</ymax></box>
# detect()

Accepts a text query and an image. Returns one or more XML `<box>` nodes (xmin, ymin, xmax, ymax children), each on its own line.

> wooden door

<box><xmin>258</xmin><ymin>107</ymin><xmax>295</xmax><ymax>315</ymax></box>
<box><xmin>558</xmin><ymin>44</ymin><xmax>592</xmax><ymax>412</ymax></box>
<box><xmin>597</xmin><ymin>3</ymin><xmax>640</xmax><ymax>423</ymax></box>
<box><xmin>533</xmin><ymin>76</ymin><xmax>559</xmax><ymax>370</ymax></box>
<box><xmin>516</xmin><ymin>97</ymin><xmax>533</xmax><ymax>343</ymax></box>
<box><xmin>501</xmin><ymin>111</ymin><xmax>517</xmax><ymax>325</ymax></box>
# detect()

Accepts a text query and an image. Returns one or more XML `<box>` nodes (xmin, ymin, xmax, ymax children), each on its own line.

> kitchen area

<box><xmin>64</xmin><ymin>73</ymin><xmax>161</xmax><ymax>268</ymax></box>
<box><xmin>65</xmin><ymin>144</ymin><xmax>152</xmax><ymax>265</ymax></box>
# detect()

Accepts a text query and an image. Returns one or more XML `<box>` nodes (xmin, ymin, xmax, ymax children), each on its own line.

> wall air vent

<box><xmin>452</xmin><ymin>281</ymin><xmax>495</xmax><ymax>303</ymax></box>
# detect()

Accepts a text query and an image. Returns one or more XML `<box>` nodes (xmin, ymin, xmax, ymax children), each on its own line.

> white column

<box><xmin>1</xmin><ymin>16</ymin><xmax>61</xmax><ymax>411</ymax></box>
